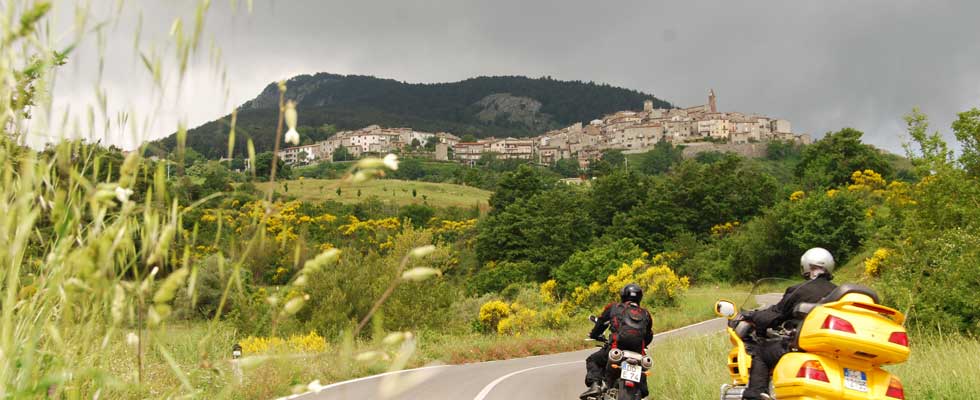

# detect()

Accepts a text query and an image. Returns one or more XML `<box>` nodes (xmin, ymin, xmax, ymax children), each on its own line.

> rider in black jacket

<box><xmin>741</xmin><ymin>248</ymin><xmax>839</xmax><ymax>400</ymax></box>
<box><xmin>580</xmin><ymin>283</ymin><xmax>654</xmax><ymax>399</ymax></box>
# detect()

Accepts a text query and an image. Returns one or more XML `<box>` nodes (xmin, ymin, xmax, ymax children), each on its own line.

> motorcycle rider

<box><xmin>580</xmin><ymin>283</ymin><xmax>654</xmax><ymax>399</ymax></box>
<box><xmin>741</xmin><ymin>247</ymin><xmax>839</xmax><ymax>400</ymax></box>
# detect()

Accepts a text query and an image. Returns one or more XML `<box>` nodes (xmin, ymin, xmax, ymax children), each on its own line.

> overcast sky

<box><xmin>41</xmin><ymin>0</ymin><xmax>980</xmax><ymax>154</ymax></box>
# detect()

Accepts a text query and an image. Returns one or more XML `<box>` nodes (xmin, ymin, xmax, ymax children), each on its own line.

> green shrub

<box><xmin>398</xmin><ymin>203</ymin><xmax>435</xmax><ymax>228</ymax></box>
<box><xmin>467</xmin><ymin>261</ymin><xmax>541</xmax><ymax>295</ymax></box>
<box><xmin>553</xmin><ymin>238</ymin><xmax>644</xmax><ymax>295</ymax></box>
<box><xmin>877</xmin><ymin>228</ymin><xmax>980</xmax><ymax>334</ymax></box>
<box><xmin>299</xmin><ymin>228</ymin><xmax>458</xmax><ymax>337</ymax></box>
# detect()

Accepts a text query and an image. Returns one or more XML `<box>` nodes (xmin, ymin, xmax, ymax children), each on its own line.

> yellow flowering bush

<box><xmin>497</xmin><ymin>303</ymin><xmax>538</xmax><ymax>335</ymax></box>
<box><xmin>789</xmin><ymin>190</ymin><xmax>805</xmax><ymax>201</ymax></box>
<box><xmin>848</xmin><ymin>169</ymin><xmax>887</xmax><ymax>192</ymax></box>
<box><xmin>570</xmin><ymin>253</ymin><xmax>689</xmax><ymax>310</ymax></box>
<box><xmin>239</xmin><ymin>331</ymin><xmax>327</xmax><ymax>354</ymax></box>
<box><xmin>478</xmin><ymin>300</ymin><xmax>510</xmax><ymax>332</ymax></box>
<box><xmin>826</xmin><ymin>189</ymin><xmax>840</xmax><ymax>198</ymax></box>
<box><xmin>864</xmin><ymin>248</ymin><xmax>892</xmax><ymax>277</ymax></box>
<box><xmin>540</xmin><ymin>279</ymin><xmax>557</xmax><ymax>304</ymax></box>
<box><xmin>539</xmin><ymin>307</ymin><xmax>569</xmax><ymax>329</ymax></box>
<box><xmin>710</xmin><ymin>221</ymin><xmax>741</xmax><ymax>237</ymax></box>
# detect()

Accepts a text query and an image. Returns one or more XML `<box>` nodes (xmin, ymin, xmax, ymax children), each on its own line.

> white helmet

<box><xmin>800</xmin><ymin>247</ymin><xmax>835</xmax><ymax>279</ymax></box>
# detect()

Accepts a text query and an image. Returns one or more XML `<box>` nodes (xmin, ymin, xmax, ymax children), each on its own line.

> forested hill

<box><xmin>153</xmin><ymin>74</ymin><xmax>672</xmax><ymax>158</ymax></box>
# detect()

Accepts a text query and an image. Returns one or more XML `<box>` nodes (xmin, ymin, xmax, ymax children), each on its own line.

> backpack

<box><xmin>609</xmin><ymin>302</ymin><xmax>651</xmax><ymax>352</ymax></box>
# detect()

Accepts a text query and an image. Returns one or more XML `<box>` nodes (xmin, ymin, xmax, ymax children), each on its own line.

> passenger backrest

<box><xmin>818</xmin><ymin>283</ymin><xmax>880</xmax><ymax>304</ymax></box>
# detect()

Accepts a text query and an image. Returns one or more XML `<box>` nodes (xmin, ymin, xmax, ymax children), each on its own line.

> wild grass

<box><xmin>646</xmin><ymin>330</ymin><xmax>980</xmax><ymax>399</ymax></box>
<box><xmin>258</xmin><ymin>178</ymin><xmax>491</xmax><ymax>208</ymax></box>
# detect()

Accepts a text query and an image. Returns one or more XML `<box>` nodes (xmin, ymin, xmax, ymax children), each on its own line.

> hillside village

<box><xmin>277</xmin><ymin>90</ymin><xmax>811</xmax><ymax>167</ymax></box>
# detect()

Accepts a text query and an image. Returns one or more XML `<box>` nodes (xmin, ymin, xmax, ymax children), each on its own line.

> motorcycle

<box><xmin>583</xmin><ymin>315</ymin><xmax>653</xmax><ymax>400</ymax></box>
<box><xmin>714</xmin><ymin>284</ymin><xmax>911</xmax><ymax>400</ymax></box>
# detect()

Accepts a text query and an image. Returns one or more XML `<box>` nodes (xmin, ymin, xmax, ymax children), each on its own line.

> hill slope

<box><xmin>154</xmin><ymin>74</ymin><xmax>672</xmax><ymax>158</ymax></box>
<box><xmin>257</xmin><ymin>178</ymin><xmax>491</xmax><ymax>209</ymax></box>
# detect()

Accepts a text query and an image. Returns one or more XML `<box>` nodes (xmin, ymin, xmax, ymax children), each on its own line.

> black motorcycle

<box><xmin>584</xmin><ymin>316</ymin><xmax>653</xmax><ymax>400</ymax></box>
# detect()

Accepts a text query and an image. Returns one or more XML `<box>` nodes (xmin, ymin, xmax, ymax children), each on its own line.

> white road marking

<box><xmin>471</xmin><ymin>317</ymin><xmax>728</xmax><ymax>400</ymax></box>
<box><xmin>472</xmin><ymin>361</ymin><xmax>583</xmax><ymax>400</ymax></box>
<box><xmin>288</xmin><ymin>364</ymin><xmax>450</xmax><ymax>399</ymax></box>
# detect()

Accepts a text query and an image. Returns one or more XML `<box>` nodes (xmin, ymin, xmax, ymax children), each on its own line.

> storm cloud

<box><xmin>48</xmin><ymin>0</ymin><xmax>980</xmax><ymax>153</ymax></box>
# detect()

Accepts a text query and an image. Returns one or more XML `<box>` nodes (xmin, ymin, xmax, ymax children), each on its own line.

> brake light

<box><xmin>625</xmin><ymin>381</ymin><xmax>635</xmax><ymax>388</ymax></box>
<box><xmin>821</xmin><ymin>315</ymin><xmax>856</xmax><ymax>333</ymax></box>
<box><xmin>889</xmin><ymin>332</ymin><xmax>909</xmax><ymax>347</ymax></box>
<box><xmin>886</xmin><ymin>377</ymin><xmax>905</xmax><ymax>399</ymax></box>
<box><xmin>795</xmin><ymin>360</ymin><xmax>829</xmax><ymax>382</ymax></box>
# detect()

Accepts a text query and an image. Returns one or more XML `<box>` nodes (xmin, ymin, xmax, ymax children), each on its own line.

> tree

<box><xmin>766</xmin><ymin>140</ymin><xmax>803</xmax><ymax>161</ymax></box>
<box><xmin>477</xmin><ymin>187</ymin><xmax>596</xmax><ymax>276</ymax></box>
<box><xmin>768</xmin><ymin>190</ymin><xmax>867</xmax><ymax>272</ymax></box>
<box><xmin>186</xmin><ymin>160</ymin><xmax>232</xmax><ymax>197</ymax></box>
<box><xmin>553</xmin><ymin>158</ymin><xmax>580</xmax><ymax>178</ymax></box>
<box><xmin>488</xmin><ymin>164</ymin><xmax>549</xmax><ymax>212</ymax></box>
<box><xmin>610</xmin><ymin>156</ymin><xmax>778</xmax><ymax>251</ymax></box>
<box><xmin>795</xmin><ymin>128</ymin><xmax>892</xmax><ymax>189</ymax></box>
<box><xmin>903</xmin><ymin>108</ymin><xmax>954</xmax><ymax>176</ymax></box>
<box><xmin>589</xmin><ymin>169</ymin><xmax>648</xmax><ymax>232</ymax></box>
<box><xmin>639</xmin><ymin>140</ymin><xmax>683</xmax><ymax>175</ymax></box>
<box><xmin>553</xmin><ymin>239</ymin><xmax>644</xmax><ymax>294</ymax></box>
<box><xmin>461</xmin><ymin>134</ymin><xmax>478</xmax><ymax>143</ymax></box>
<box><xmin>601</xmin><ymin>150</ymin><xmax>625</xmax><ymax>168</ymax></box>
<box><xmin>254</xmin><ymin>152</ymin><xmax>291</xmax><ymax>180</ymax></box>
<box><xmin>424</xmin><ymin>136</ymin><xmax>439</xmax><ymax>151</ymax></box>
<box><xmin>952</xmin><ymin>107</ymin><xmax>980</xmax><ymax>176</ymax></box>
<box><xmin>332</xmin><ymin>145</ymin><xmax>352</xmax><ymax>162</ymax></box>
<box><xmin>410</xmin><ymin>138</ymin><xmax>421</xmax><ymax>149</ymax></box>
<box><xmin>399</xmin><ymin>204</ymin><xmax>435</xmax><ymax>228</ymax></box>
<box><xmin>395</xmin><ymin>158</ymin><xmax>425</xmax><ymax>180</ymax></box>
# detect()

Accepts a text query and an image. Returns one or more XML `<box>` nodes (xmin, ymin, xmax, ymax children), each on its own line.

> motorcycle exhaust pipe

<box><xmin>608</xmin><ymin>348</ymin><xmax>624</xmax><ymax>363</ymax></box>
<box><xmin>641</xmin><ymin>355</ymin><xmax>653</xmax><ymax>369</ymax></box>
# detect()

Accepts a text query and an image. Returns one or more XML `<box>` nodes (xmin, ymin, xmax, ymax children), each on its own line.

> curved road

<box><xmin>293</xmin><ymin>294</ymin><xmax>780</xmax><ymax>400</ymax></box>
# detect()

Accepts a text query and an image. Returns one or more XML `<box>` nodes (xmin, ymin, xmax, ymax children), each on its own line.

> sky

<box><xmin>37</xmin><ymin>0</ymin><xmax>980</xmax><ymax>154</ymax></box>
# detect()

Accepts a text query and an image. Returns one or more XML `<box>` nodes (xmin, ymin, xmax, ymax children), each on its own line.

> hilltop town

<box><xmin>277</xmin><ymin>90</ymin><xmax>811</xmax><ymax>167</ymax></box>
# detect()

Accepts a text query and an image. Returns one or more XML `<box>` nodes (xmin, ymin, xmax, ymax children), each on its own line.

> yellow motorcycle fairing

<box><xmin>796</xmin><ymin>293</ymin><xmax>910</xmax><ymax>366</ymax></box>
<box><xmin>725</xmin><ymin>327</ymin><xmax>751</xmax><ymax>385</ymax></box>
<box><xmin>772</xmin><ymin>352</ymin><xmax>902</xmax><ymax>400</ymax></box>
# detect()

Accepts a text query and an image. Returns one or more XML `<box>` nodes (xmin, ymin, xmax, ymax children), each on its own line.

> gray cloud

<box><xmin>49</xmin><ymin>0</ymin><xmax>980</xmax><ymax>153</ymax></box>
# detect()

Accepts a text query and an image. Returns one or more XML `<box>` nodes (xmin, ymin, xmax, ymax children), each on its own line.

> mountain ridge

<box><xmin>153</xmin><ymin>73</ymin><xmax>672</xmax><ymax>158</ymax></box>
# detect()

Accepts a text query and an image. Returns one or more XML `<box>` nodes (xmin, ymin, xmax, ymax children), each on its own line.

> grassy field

<box><xmin>258</xmin><ymin>178</ymin><xmax>492</xmax><ymax>209</ymax></box>
<box><xmin>109</xmin><ymin>284</ymin><xmax>756</xmax><ymax>398</ymax></box>
<box><xmin>648</xmin><ymin>330</ymin><xmax>980</xmax><ymax>399</ymax></box>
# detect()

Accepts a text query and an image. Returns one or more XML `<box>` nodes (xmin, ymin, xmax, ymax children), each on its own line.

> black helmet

<box><xmin>620</xmin><ymin>283</ymin><xmax>643</xmax><ymax>303</ymax></box>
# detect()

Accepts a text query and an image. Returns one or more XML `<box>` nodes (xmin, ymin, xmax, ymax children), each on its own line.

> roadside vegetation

<box><xmin>3</xmin><ymin>2</ymin><xmax>980</xmax><ymax>399</ymax></box>
<box><xmin>648</xmin><ymin>330</ymin><xmax>980</xmax><ymax>399</ymax></box>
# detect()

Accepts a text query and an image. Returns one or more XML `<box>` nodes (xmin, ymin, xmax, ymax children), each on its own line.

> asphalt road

<box><xmin>294</xmin><ymin>294</ymin><xmax>782</xmax><ymax>400</ymax></box>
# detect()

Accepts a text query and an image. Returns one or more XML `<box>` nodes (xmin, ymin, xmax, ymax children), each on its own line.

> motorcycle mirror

<box><xmin>589</xmin><ymin>315</ymin><xmax>598</xmax><ymax>323</ymax></box>
<box><xmin>715</xmin><ymin>300</ymin><xmax>738</xmax><ymax>319</ymax></box>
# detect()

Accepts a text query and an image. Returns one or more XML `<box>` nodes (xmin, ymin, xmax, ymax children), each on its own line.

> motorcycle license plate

<box><xmin>843</xmin><ymin>368</ymin><xmax>868</xmax><ymax>393</ymax></box>
<box><xmin>620</xmin><ymin>363</ymin><xmax>642</xmax><ymax>383</ymax></box>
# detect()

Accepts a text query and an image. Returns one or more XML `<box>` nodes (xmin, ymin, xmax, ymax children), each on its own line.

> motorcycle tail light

<box><xmin>888</xmin><ymin>332</ymin><xmax>909</xmax><ymax>347</ymax></box>
<box><xmin>886</xmin><ymin>377</ymin><xmax>905</xmax><ymax>399</ymax></box>
<box><xmin>625</xmin><ymin>381</ymin><xmax>635</xmax><ymax>388</ymax></box>
<box><xmin>821</xmin><ymin>315</ymin><xmax>856</xmax><ymax>333</ymax></box>
<box><xmin>795</xmin><ymin>360</ymin><xmax>829</xmax><ymax>382</ymax></box>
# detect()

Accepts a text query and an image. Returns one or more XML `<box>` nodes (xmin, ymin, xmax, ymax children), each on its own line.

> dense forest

<box><xmin>152</xmin><ymin>74</ymin><xmax>672</xmax><ymax>158</ymax></box>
